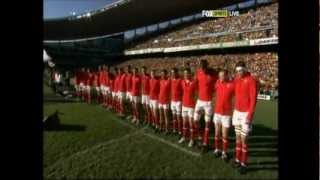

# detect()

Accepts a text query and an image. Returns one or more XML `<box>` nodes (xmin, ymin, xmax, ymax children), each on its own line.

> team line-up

<box><xmin>73</xmin><ymin>60</ymin><xmax>257</xmax><ymax>174</ymax></box>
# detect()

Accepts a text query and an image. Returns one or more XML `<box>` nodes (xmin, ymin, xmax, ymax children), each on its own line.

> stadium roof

<box><xmin>44</xmin><ymin>0</ymin><xmax>243</xmax><ymax>40</ymax></box>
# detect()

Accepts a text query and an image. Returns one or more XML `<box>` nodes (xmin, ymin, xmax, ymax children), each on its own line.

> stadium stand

<box><xmin>118</xmin><ymin>52</ymin><xmax>278</xmax><ymax>95</ymax></box>
<box><xmin>126</xmin><ymin>2</ymin><xmax>278</xmax><ymax>50</ymax></box>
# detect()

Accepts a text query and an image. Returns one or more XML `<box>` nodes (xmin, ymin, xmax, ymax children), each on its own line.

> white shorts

<box><xmin>95</xmin><ymin>86</ymin><xmax>100</xmax><ymax>92</ymax></box>
<box><xmin>181</xmin><ymin>106</ymin><xmax>194</xmax><ymax>119</ymax></box>
<box><xmin>171</xmin><ymin>101</ymin><xmax>182</xmax><ymax>115</ymax></box>
<box><xmin>158</xmin><ymin>103</ymin><xmax>169</xmax><ymax>110</ymax></box>
<box><xmin>85</xmin><ymin>85</ymin><xmax>91</xmax><ymax>91</ymax></box>
<box><xmin>111</xmin><ymin>91</ymin><xmax>116</xmax><ymax>98</ymax></box>
<box><xmin>141</xmin><ymin>95</ymin><xmax>150</xmax><ymax>105</ymax></box>
<box><xmin>106</xmin><ymin>86</ymin><xmax>110</xmax><ymax>93</ymax></box>
<box><xmin>100</xmin><ymin>85</ymin><xmax>106</xmax><ymax>94</ymax></box>
<box><xmin>213</xmin><ymin>113</ymin><xmax>231</xmax><ymax>128</ymax></box>
<box><xmin>75</xmin><ymin>84</ymin><xmax>80</xmax><ymax>91</ymax></box>
<box><xmin>194</xmin><ymin>99</ymin><xmax>213</xmax><ymax>122</ymax></box>
<box><xmin>149</xmin><ymin>99</ymin><xmax>158</xmax><ymax>109</ymax></box>
<box><xmin>131</xmin><ymin>96</ymin><xmax>140</xmax><ymax>103</ymax></box>
<box><xmin>79</xmin><ymin>83</ymin><xmax>85</xmax><ymax>91</ymax></box>
<box><xmin>126</xmin><ymin>92</ymin><xmax>132</xmax><ymax>101</ymax></box>
<box><xmin>117</xmin><ymin>91</ymin><xmax>126</xmax><ymax>100</ymax></box>
<box><xmin>232</xmin><ymin>110</ymin><xmax>252</xmax><ymax>136</ymax></box>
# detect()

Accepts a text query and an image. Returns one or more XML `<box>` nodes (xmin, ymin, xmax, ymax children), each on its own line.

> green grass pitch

<box><xmin>43</xmin><ymin>84</ymin><xmax>278</xmax><ymax>179</ymax></box>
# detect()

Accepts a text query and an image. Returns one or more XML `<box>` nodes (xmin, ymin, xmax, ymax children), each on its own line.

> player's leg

<box><xmin>177</xmin><ymin>103</ymin><xmax>183</xmax><ymax>136</ymax></box>
<box><xmin>164</xmin><ymin>106</ymin><xmax>170</xmax><ymax>134</ymax></box>
<box><xmin>179</xmin><ymin>110</ymin><xmax>187</xmax><ymax>144</ymax></box>
<box><xmin>159</xmin><ymin>106</ymin><xmax>164</xmax><ymax>132</ymax></box>
<box><xmin>171</xmin><ymin>103</ymin><xmax>177</xmax><ymax>134</ymax></box>
<box><xmin>213</xmin><ymin>115</ymin><xmax>222</xmax><ymax>157</ymax></box>
<box><xmin>188</xmin><ymin>108</ymin><xmax>195</xmax><ymax>147</ymax></box>
<box><xmin>202</xmin><ymin>102</ymin><xmax>212</xmax><ymax>152</ymax></box>
<box><xmin>135</xmin><ymin>97</ymin><xmax>140</xmax><ymax>125</ymax></box>
<box><xmin>193</xmin><ymin>100</ymin><xmax>203</xmax><ymax>147</ymax></box>
<box><xmin>239</xmin><ymin>117</ymin><xmax>251</xmax><ymax>174</ymax></box>
<box><xmin>221</xmin><ymin>116</ymin><xmax>231</xmax><ymax>162</ymax></box>
<box><xmin>232</xmin><ymin>110</ymin><xmax>242</xmax><ymax>168</ymax></box>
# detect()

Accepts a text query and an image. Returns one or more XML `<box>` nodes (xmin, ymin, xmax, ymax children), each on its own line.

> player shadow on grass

<box><xmin>44</xmin><ymin>124</ymin><xmax>86</xmax><ymax>132</ymax></box>
<box><xmin>234</xmin><ymin>124</ymin><xmax>278</xmax><ymax>172</ymax></box>
<box><xmin>43</xmin><ymin>111</ymin><xmax>86</xmax><ymax>132</ymax></box>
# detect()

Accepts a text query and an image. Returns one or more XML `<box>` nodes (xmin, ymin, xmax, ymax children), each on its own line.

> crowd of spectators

<box><xmin>117</xmin><ymin>52</ymin><xmax>278</xmax><ymax>96</ymax></box>
<box><xmin>126</xmin><ymin>3</ymin><xmax>278</xmax><ymax>50</ymax></box>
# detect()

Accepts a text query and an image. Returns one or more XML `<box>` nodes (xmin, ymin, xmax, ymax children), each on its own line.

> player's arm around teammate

<box><xmin>231</xmin><ymin>61</ymin><xmax>258</xmax><ymax>174</ymax></box>
<box><xmin>212</xmin><ymin>69</ymin><xmax>235</xmax><ymax>162</ymax></box>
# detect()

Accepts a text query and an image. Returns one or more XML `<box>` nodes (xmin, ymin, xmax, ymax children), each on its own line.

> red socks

<box><xmin>222</xmin><ymin>138</ymin><xmax>228</xmax><ymax>153</ymax></box>
<box><xmin>235</xmin><ymin>142</ymin><xmax>242</xmax><ymax>162</ymax></box>
<box><xmin>214</xmin><ymin>136</ymin><xmax>220</xmax><ymax>151</ymax></box>
<box><xmin>202</xmin><ymin>123</ymin><xmax>210</xmax><ymax>145</ymax></box>
<box><xmin>241</xmin><ymin>143</ymin><xmax>248</xmax><ymax>165</ymax></box>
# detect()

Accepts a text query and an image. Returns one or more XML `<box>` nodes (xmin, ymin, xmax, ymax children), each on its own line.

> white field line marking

<box><xmin>114</xmin><ymin>119</ymin><xmax>201</xmax><ymax>157</ymax></box>
<box><xmin>45</xmin><ymin>129</ymin><xmax>143</xmax><ymax>172</ymax></box>
<box><xmin>142</xmin><ymin>131</ymin><xmax>201</xmax><ymax>157</ymax></box>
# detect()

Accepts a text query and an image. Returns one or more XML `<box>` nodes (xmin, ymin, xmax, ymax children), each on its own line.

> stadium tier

<box><xmin>126</xmin><ymin>2</ymin><xmax>278</xmax><ymax>50</ymax></box>
<box><xmin>117</xmin><ymin>52</ymin><xmax>278</xmax><ymax>94</ymax></box>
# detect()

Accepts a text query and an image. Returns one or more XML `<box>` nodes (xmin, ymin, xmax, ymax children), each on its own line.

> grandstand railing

<box><xmin>124</xmin><ymin>36</ymin><xmax>278</xmax><ymax>55</ymax></box>
<box><xmin>172</xmin><ymin>25</ymin><xmax>277</xmax><ymax>43</ymax></box>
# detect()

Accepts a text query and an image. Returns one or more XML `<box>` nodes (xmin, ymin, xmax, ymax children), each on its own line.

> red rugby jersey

<box><xmin>99</xmin><ymin>70</ymin><xmax>105</xmax><ymax>86</ymax></box>
<box><xmin>125</xmin><ymin>73</ymin><xmax>132</xmax><ymax>93</ymax></box>
<box><xmin>182</xmin><ymin>79</ymin><xmax>197</xmax><ymax>108</ymax></box>
<box><xmin>149</xmin><ymin>77</ymin><xmax>160</xmax><ymax>100</ymax></box>
<box><xmin>108</xmin><ymin>75</ymin><xmax>114</xmax><ymax>91</ymax></box>
<box><xmin>196</xmin><ymin>69</ymin><xmax>217</xmax><ymax>101</ymax></box>
<box><xmin>118</xmin><ymin>73</ymin><xmax>127</xmax><ymax>92</ymax></box>
<box><xmin>171</xmin><ymin>77</ymin><xmax>183</xmax><ymax>102</ymax></box>
<box><xmin>214</xmin><ymin>79</ymin><xmax>235</xmax><ymax>115</ymax></box>
<box><xmin>131</xmin><ymin>75</ymin><xmax>141</xmax><ymax>96</ymax></box>
<box><xmin>234</xmin><ymin>73</ymin><xmax>257</xmax><ymax>122</ymax></box>
<box><xmin>159</xmin><ymin>78</ymin><xmax>171</xmax><ymax>104</ymax></box>
<box><xmin>141</xmin><ymin>74</ymin><xmax>150</xmax><ymax>95</ymax></box>
<box><xmin>114</xmin><ymin>74</ymin><xmax>120</xmax><ymax>92</ymax></box>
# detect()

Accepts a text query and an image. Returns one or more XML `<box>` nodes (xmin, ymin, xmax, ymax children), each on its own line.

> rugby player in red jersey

<box><xmin>170</xmin><ymin>68</ymin><xmax>183</xmax><ymax>135</ymax></box>
<box><xmin>79</xmin><ymin>67</ymin><xmax>86</xmax><ymax>101</ymax></box>
<box><xmin>130</xmin><ymin>67</ymin><xmax>141</xmax><ymax>124</ymax></box>
<box><xmin>74</xmin><ymin>68</ymin><xmax>81</xmax><ymax>98</ymax></box>
<box><xmin>85</xmin><ymin>68</ymin><xmax>93</xmax><ymax>104</ymax></box>
<box><xmin>194</xmin><ymin>59</ymin><xmax>218</xmax><ymax>152</ymax></box>
<box><xmin>118</xmin><ymin>68</ymin><xmax>126</xmax><ymax>117</ymax></box>
<box><xmin>114</xmin><ymin>68</ymin><xmax>121</xmax><ymax>113</ymax></box>
<box><xmin>179</xmin><ymin>68</ymin><xmax>198</xmax><ymax>147</ymax></box>
<box><xmin>92</xmin><ymin>69</ymin><xmax>100</xmax><ymax>103</ymax></box>
<box><xmin>231</xmin><ymin>61</ymin><xmax>257</xmax><ymax>174</ymax></box>
<box><xmin>98</xmin><ymin>65</ymin><xmax>106</xmax><ymax>105</ymax></box>
<box><xmin>213</xmin><ymin>69</ymin><xmax>235</xmax><ymax>161</ymax></box>
<box><xmin>140</xmin><ymin>66</ymin><xmax>151</xmax><ymax>125</ymax></box>
<box><xmin>158</xmin><ymin>69</ymin><xmax>171</xmax><ymax>134</ymax></box>
<box><xmin>97</xmin><ymin>65</ymin><xmax>103</xmax><ymax>104</ymax></box>
<box><xmin>110</xmin><ymin>67</ymin><xmax>118</xmax><ymax>112</ymax></box>
<box><xmin>149</xmin><ymin>69</ymin><xmax>160</xmax><ymax>130</ymax></box>
<box><xmin>125</xmin><ymin>65</ymin><xmax>133</xmax><ymax>119</ymax></box>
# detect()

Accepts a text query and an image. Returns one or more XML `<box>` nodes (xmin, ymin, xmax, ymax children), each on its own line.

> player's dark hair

<box><xmin>200</xmin><ymin>59</ymin><xmax>208</xmax><ymax>67</ymax></box>
<box><xmin>236</xmin><ymin>61</ymin><xmax>246</xmax><ymax>68</ymax></box>
<box><xmin>161</xmin><ymin>69</ymin><xmax>168</xmax><ymax>74</ymax></box>
<box><xmin>171</xmin><ymin>68</ymin><xmax>178</xmax><ymax>73</ymax></box>
<box><xmin>184</xmin><ymin>67</ymin><xmax>191</xmax><ymax>74</ymax></box>
<box><xmin>219</xmin><ymin>68</ymin><xmax>229</xmax><ymax>74</ymax></box>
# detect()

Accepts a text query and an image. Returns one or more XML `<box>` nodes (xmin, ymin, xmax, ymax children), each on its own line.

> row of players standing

<box><xmin>74</xmin><ymin>60</ymin><xmax>257</xmax><ymax>174</ymax></box>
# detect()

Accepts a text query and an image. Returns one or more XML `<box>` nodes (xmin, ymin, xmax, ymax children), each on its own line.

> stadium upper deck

<box><xmin>44</xmin><ymin>0</ymin><xmax>243</xmax><ymax>40</ymax></box>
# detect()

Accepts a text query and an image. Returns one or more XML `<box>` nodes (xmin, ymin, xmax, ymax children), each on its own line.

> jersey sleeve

<box><xmin>246</xmin><ymin>78</ymin><xmax>258</xmax><ymax>122</ymax></box>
